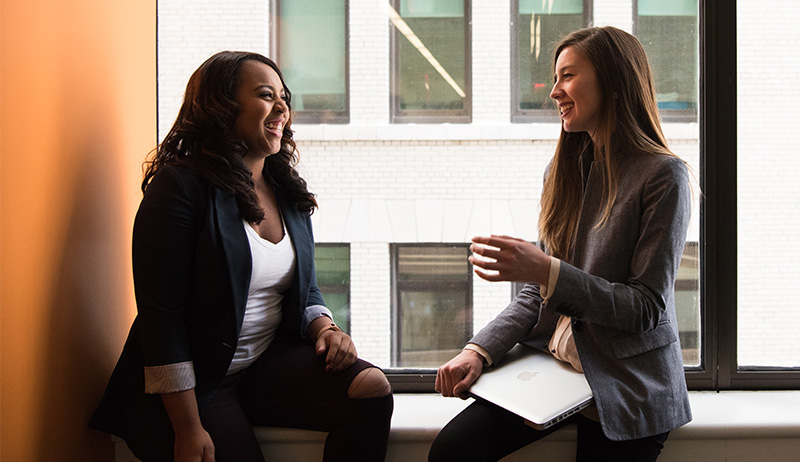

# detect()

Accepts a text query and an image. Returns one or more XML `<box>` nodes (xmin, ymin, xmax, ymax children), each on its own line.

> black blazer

<box><xmin>90</xmin><ymin>164</ymin><xmax>326</xmax><ymax>457</ymax></box>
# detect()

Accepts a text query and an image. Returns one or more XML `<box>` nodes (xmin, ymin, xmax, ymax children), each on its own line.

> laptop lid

<box><xmin>467</xmin><ymin>343</ymin><xmax>593</xmax><ymax>430</ymax></box>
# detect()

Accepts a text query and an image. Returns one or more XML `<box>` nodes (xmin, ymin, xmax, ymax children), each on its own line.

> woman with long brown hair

<box><xmin>430</xmin><ymin>26</ymin><xmax>692</xmax><ymax>462</ymax></box>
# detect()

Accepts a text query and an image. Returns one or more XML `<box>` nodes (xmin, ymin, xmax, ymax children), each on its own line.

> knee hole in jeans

<box><xmin>347</xmin><ymin>367</ymin><xmax>392</xmax><ymax>399</ymax></box>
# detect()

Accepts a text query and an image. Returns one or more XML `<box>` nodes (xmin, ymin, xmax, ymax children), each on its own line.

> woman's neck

<box><xmin>243</xmin><ymin>155</ymin><xmax>267</xmax><ymax>185</ymax></box>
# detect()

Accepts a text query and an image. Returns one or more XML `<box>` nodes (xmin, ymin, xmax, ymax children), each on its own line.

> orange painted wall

<box><xmin>0</xmin><ymin>1</ymin><xmax>156</xmax><ymax>461</ymax></box>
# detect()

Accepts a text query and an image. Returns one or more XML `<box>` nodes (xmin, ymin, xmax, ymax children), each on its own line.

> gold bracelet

<box><xmin>317</xmin><ymin>323</ymin><xmax>341</xmax><ymax>339</ymax></box>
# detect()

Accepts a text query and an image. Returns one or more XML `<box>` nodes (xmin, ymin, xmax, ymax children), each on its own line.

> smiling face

<box><xmin>232</xmin><ymin>60</ymin><xmax>289</xmax><ymax>158</ymax></box>
<box><xmin>550</xmin><ymin>46</ymin><xmax>603</xmax><ymax>143</ymax></box>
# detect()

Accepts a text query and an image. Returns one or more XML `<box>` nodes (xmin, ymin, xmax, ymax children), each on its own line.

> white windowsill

<box><xmin>115</xmin><ymin>390</ymin><xmax>800</xmax><ymax>461</ymax></box>
<box><xmin>292</xmin><ymin>122</ymin><xmax>699</xmax><ymax>142</ymax></box>
<box><xmin>252</xmin><ymin>390</ymin><xmax>800</xmax><ymax>443</ymax></box>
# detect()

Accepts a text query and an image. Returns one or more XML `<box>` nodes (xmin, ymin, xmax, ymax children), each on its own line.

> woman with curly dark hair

<box><xmin>90</xmin><ymin>51</ymin><xmax>393</xmax><ymax>462</ymax></box>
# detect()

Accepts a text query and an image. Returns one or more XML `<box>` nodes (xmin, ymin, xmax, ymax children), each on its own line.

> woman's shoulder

<box><xmin>146</xmin><ymin>162</ymin><xmax>208</xmax><ymax>196</ymax></box>
<box><xmin>625</xmin><ymin>151</ymin><xmax>687</xmax><ymax>179</ymax></box>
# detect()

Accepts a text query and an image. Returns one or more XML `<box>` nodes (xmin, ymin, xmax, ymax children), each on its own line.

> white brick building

<box><xmin>156</xmin><ymin>0</ymin><xmax>798</xmax><ymax>368</ymax></box>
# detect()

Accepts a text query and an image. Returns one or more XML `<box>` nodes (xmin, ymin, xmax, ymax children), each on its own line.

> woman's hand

<box><xmin>469</xmin><ymin>235</ymin><xmax>551</xmax><ymax>285</ymax></box>
<box><xmin>310</xmin><ymin>317</ymin><xmax>358</xmax><ymax>372</ymax></box>
<box><xmin>435</xmin><ymin>349</ymin><xmax>485</xmax><ymax>399</ymax></box>
<box><xmin>161</xmin><ymin>390</ymin><xmax>215</xmax><ymax>462</ymax></box>
<box><xmin>173</xmin><ymin>426</ymin><xmax>215</xmax><ymax>462</ymax></box>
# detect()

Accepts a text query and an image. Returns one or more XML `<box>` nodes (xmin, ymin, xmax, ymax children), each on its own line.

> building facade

<box><xmin>156</xmin><ymin>0</ymin><xmax>799</xmax><ymax>370</ymax></box>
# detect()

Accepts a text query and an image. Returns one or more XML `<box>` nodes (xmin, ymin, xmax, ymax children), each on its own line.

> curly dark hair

<box><xmin>143</xmin><ymin>51</ymin><xmax>317</xmax><ymax>221</ymax></box>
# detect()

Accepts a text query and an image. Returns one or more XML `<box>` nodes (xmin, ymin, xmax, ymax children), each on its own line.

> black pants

<box><xmin>428</xmin><ymin>399</ymin><xmax>669</xmax><ymax>462</ymax></box>
<box><xmin>200</xmin><ymin>334</ymin><xmax>393</xmax><ymax>462</ymax></box>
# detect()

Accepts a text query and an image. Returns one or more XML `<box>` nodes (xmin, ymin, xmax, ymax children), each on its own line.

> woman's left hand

<box><xmin>469</xmin><ymin>235</ymin><xmax>551</xmax><ymax>285</ymax></box>
<box><xmin>311</xmin><ymin>319</ymin><xmax>358</xmax><ymax>372</ymax></box>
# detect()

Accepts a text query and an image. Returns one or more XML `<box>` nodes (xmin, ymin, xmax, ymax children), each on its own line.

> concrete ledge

<box><xmin>292</xmin><ymin>122</ymin><xmax>699</xmax><ymax>142</ymax></box>
<box><xmin>115</xmin><ymin>391</ymin><xmax>800</xmax><ymax>461</ymax></box>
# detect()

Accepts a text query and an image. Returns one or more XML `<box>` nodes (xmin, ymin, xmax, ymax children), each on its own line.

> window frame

<box><xmin>389</xmin><ymin>0</ymin><xmax>472</xmax><ymax>124</ymax></box>
<box><xmin>697</xmin><ymin>0</ymin><xmax>800</xmax><ymax>390</ymax></box>
<box><xmin>510</xmin><ymin>0</ymin><xmax>593</xmax><ymax>124</ymax></box>
<box><xmin>388</xmin><ymin>0</ymin><xmax>800</xmax><ymax>392</ymax></box>
<box><xmin>388</xmin><ymin>243</ymin><xmax>473</xmax><ymax>382</ymax></box>
<box><xmin>314</xmin><ymin>243</ymin><xmax>352</xmax><ymax>333</ymax></box>
<box><xmin>269</xmin><ymin>0</ymin><xmax>350</xmax><ymax>124</ymax></box>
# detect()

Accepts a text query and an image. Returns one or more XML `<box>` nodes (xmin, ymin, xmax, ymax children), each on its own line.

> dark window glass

<box><xmin>315</xmin><ymin>244</ymin><xmax>351</xmax><ymax>332</ymax></box>
<box><xmin>274</xmin><ymin>0</ymin><xmax>348</xmax><ymax>123</ymax></box>
<box><xmin>390</xmin><ymin>0</ymin><xmax>470</xmax><ymax>123</ymax></box>
<box><xmin>635</xmin><ymin>0</ymin><xmax>698</xmax><ymax>121</ymax></box>
<box><xmin>393</xmin><ymin>245</ymin><xmax>472</xmax><ymax>367</ymax></box>
<box><xmin>513</xmin><ymin>0</ymin><xmax>587</xmax><ymax>122</ymax></box>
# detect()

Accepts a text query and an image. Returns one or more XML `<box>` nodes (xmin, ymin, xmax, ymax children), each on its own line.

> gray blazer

<box><xmin>471</xmin><ymin>150</ymin><xmax>692</xmax><ymax>441</ymax></box>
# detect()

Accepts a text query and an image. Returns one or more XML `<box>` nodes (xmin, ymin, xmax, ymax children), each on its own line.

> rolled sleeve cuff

<box><xmin>539</xmin><ymin>257</ymin><xmax>561</xmax><ymax>301</ymax></box>
<box><xmin>302</xmin><ymin>305</ymin><xmax>333</xmax><ymax>338</ymax></box>
<box><xmin>144</xmin><ymin>361</ymin><xmax>196</xmax><ymax>394</ymax></box>
<box><xmin>464</xmin><ymin>343</ymin><xmax>494</xmax><ymax>366</ymax></box>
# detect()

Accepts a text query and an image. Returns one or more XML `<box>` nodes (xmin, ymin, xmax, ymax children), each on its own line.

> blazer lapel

<box><xmin>278</xmin><ymin>195</ymin><xmax>313</xmax><ymax>298</ymax></box>
<box><xmin>572</xmin><ymin>160</ymin><xmax>603</xmax><ymax>266</ymax></box>
<box><xmin>212</xmin><ymin>189</ymin><xmax>251</xmax><ymax>334</ymax></box>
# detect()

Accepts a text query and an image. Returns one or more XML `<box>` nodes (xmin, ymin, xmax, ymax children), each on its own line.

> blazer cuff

<box><xmin>464</xmin><ymin>343</ymin><xmax>494</xmax><ymax>366</ymax></box>
<box><xmin>144</xmin><ymin>361</ymin><xmax>196</xmax><ymax>394</ymax></box>
<box><xmin>539</xmin><ymin>257</ymin><xmax>561</xmax><ymax>301</ymax></box>
<box><xmin>302</xmin><ymin>305</ymin><xmax>333</xmax><ymax>338</ymax></box>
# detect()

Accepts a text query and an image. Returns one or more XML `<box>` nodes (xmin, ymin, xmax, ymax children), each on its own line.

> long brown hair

<box><xmin>539</xmin><ymin>26</ymin><xmax>677</xmax><ymax>260</ymax></box>
<box><xmin>143</xmin><ymin>51</ymin><xmax>317</xmax><ymax>221</ymax></box>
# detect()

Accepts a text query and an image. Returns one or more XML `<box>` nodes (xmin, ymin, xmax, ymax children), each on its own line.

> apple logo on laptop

<box><xmin>517</xmin><ymin>371</ymin><xmax>539</xmax><ymax>381</ymax></box>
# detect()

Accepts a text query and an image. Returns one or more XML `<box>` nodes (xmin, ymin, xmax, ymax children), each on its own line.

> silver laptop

<box><xmin>467</xmin><ymin>343</ymin><xmax>593</xmax><ymax>430</ymax></box>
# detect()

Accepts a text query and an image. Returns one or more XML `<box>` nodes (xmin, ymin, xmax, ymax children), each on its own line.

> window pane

<box><xmin>315</xmin><ymin>245</ymin><xmax>351</xmax><ymax>332</ymax></box>
<box><xmin>516</xmin><ymin>0</ymin><xmax>584</xmax><ymax>114</ymax></box>
<box><xmin>391</xmin><ymin>0</ymin><xmax>469</xmax><ymax>121</ymax></box>
<box><xmin>737</xmin><ymin>1</ymin><xmax>800</xmax><ymax>368</ymax></box>
<box><xmin>158</xmin><ymin>0</ymin><xmax>702</xmax><ymax>378</ymax></box>
<box><xmin>394</xmin><ymin>245</ymin><xmax>471</xmax><ymax>368</ymax></box>
<box><xmin>636</xmin><ymin>0</ymin><xmax>698</xmax><ymax>119</ymax></box>
<box><xmin>277</xmin><ymin>0</ymin><xmax>348</xmax><ymax>122</ymax></box>
<box><xmin>676</xmin><ymin>242</ymin><xmax>700</xmax><ymax>366</ymax></box>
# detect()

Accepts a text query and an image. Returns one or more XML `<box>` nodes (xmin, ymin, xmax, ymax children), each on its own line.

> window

<box><xmin>512</xmin><ymin>0</ymin><xmax>590</xmax><ymax>123</ymax></box>
<box><xmin>314</xmin><ymin>244</ymin><xmax>351</xmax><ymax>332</ymax></box>
<box><xmin>157</xmin><ymin>0</ymin><xmax>800</xmax><ymax>391</ymax></box>
<box><xmin>271</xmin><ymin>0</ymin><xmax>349</xmax><ymax>123</ymax></box>
<box><xmin>392</xmin><ymin>245</ymin><xmax>472</xmax><ymax>368</ymax></box>
<box><xmin>735</xmin><ymin>2</ymin><xmax>800</xmax><ymax>372</ymax></box>
<box><xmin>634</xmin><ymin>0</ymin><xmax>698</xmax><ymax>122</ymax></box>
<box><xmin>389</xmin><ymin>0</ymin><xmax>471</xmax><ymax>123</ymax></box>
<box><xmin>676</xmin><ymin>242</ymin><xmax>700</xmax><ymax>367</ymax></box>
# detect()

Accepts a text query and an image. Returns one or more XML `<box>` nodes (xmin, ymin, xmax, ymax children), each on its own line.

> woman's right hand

<box><xmin>435</xmin><ymin>349</ymin><xmax>485</xmax><ymax>399</ymax></box>
<box><xmin>161</xmin><ymin>389</ymin><xmax>215</xmax><ymax>462</ymax></box>
<box><xmin>173</xmin><ymin>426</ymin><xmax>215</xmax><ymax>462</ymax></box>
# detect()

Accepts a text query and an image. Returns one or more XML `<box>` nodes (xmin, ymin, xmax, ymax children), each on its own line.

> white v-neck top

<box><xmin>227</xmin><ymin>220</ymin><xmax>296</xmax><ymax>374</ymax></box>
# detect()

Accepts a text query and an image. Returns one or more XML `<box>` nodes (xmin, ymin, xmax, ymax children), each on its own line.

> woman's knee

<box><xmin>347</xmin><ymin>367</ymin><xmax>392</xmax><ymax>399</ymax></box>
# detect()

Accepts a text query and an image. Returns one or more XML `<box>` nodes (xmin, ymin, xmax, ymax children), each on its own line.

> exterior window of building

<box><xmin>634</xmin><ymin>0</ymin><xmax>698</xmax><ymax>122</ymax></box>
<box><xmin>389</xmin><ymin>0</ymin><xmax>471</xmax><ymax>123</ymax></box>
<box><xmin>314</xmin><ymin>244</ymin><xmax>351</xmax><ymax>332</ymax></box>
<box><xmin>272</xmin><ymin>0</ymin><xmax>349</xmax><ymax>124</ymax></box>
<box><xmin>392</xmin><ymin>245</ymin><xmax>472</xmax><ymax>368</ymax></box>
<box><xmin>512</xmin><ymin>0</ymin><xmax>590</xmax><ymax>123</ymax></box>
<box><xmin>737</xmin><ymin>1</ymin><xmax>800</xmax><ymax>369</ymax></box>
<box><xmin>675</xmin><ymin>242</ymin><xmax>700</xmax><ymax>367</ymax></box>
<box><xmin>160</xmin><ymin>0</ymin><xmax>800</xmax><ymax>390</ymax></box>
